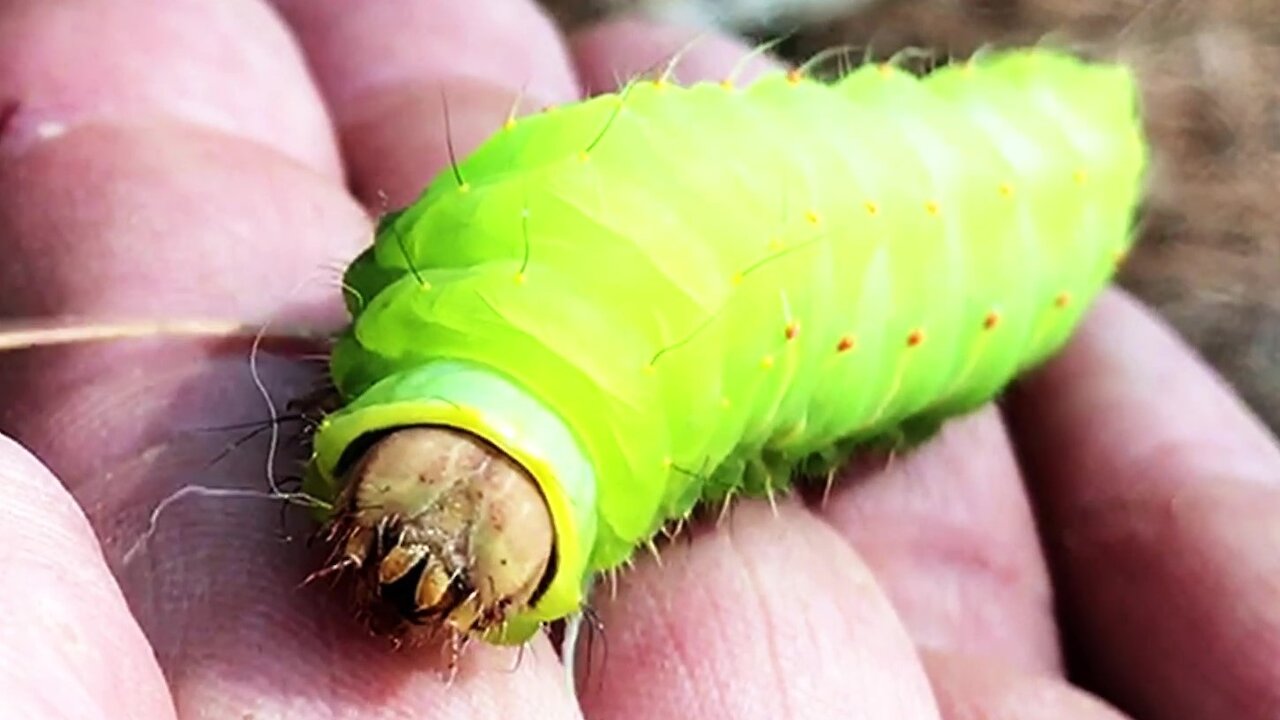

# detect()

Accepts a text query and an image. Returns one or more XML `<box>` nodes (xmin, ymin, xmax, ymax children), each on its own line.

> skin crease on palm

<box><xmin>0</xmin><ymin>0</ymin><xmax>1279</xmax><ymax>718</ymax></box>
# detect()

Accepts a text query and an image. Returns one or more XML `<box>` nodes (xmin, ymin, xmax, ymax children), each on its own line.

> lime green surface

<box><xmin>306</xmin><ymin>48</ymin><xmax>1148</xmax><ymax>642</ymax></box>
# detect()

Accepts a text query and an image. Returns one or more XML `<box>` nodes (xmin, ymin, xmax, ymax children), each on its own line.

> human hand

<box><xmin>2</xmin><ymin>2</ymin><xmax>1278</xmax><ymax>719</ymax></box>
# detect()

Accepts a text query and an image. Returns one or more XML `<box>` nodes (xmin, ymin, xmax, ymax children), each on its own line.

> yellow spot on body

<box><xmin>768</xmin><ymin>237</ymin><xmax>786</xmax><ymax>252</ymax></box>
<box><xmin>1054</xmin><ymin>291</ymin><xmax>1072</xmax><ymax>309</ymax></box>
<box><xmin>730</xmin><ymin>272</ymin><xmax>744</xmax><ymax>286</ymax></box>
<box><xmin>786</xmin><ymin>69</ymin><xmax>803</xmax><ymax>85</ymax></box>
<box><xmin>652</xmin><ymin>78</ymin><xmax>668</xmax><ymax>92</ymax></box>
<box><xmin>925</xmin><ymin>200</ymin><xmax>941</xmax><ymax>216</ymax></box>
<box><xmin>643</xmin><ymin>364</ymin><xmax>656</xmax><ymax>375</ymax></box>
<box><xmin>836</xmin><ymin>335</ymin><xmax>856</xmax><ymax>353</ymax></box>
<box><xmin>1073</xmin><ymin>169</ymin><xmax>1088</xmax><ymax>185</ymax></box>
<box><xmin>865</xmin><ymin>200</ymin><xmax>880</xmax><ymax>216</ymax></box>
<box><xmin>805</xmin><ymin>209</ymin><xmax>821</xmax><ymax>225</ymax></box>
<box><xmin>999</xmin><ymin>182</ymin><xmax>1015</xmax><ymax>198</ymax></box>
<box><xmin>720</xmin><ymin>397</ymin><xmax>732</xmax><ymax>409</ymax></box>
<box><xmin>513</xmin><ymin>273</ymin><xmax>526</xmax><ymax>285</ymax></box>
<box><xmin>418</xmin><ymin>280</ymin><xmax>432</xmax><ymax>291</ymax></box>
<box><xmin>761</xmin><ymin>355</ymin><xmax>775</xmax><ymax>369</ymax></box>
<box><xmin>503</xmin><ymin>117</ymin><xmax>517</xmax><ymax>130</ymax></box>
<box><xmin>662</xmin><ymin>457</ymin><xmax>673</xmax><ymax>468</ymax></box>
<box><xmin>906</xmin><ymin>328</ymin><xmax>926</xmax><ymax>347</ymax></box>
<box><xmin>720</xmin><ymin>78</ymin><xmax>734</xmax><ymax>90</ymax></box>
<box><xmin>878</xmin><ymin>63</ymin><xmax>894</xmax><ymax>77</ymax></box>
<box><xmin>784</xmin><ymin>322</ymin><xmax>799</xmax><ymax>341</ymax></box>
<box><xmin>983</xmin><ymin>310</ymin><xmax>1000</xmax><ymax>330</ymax></box>
<box><xmin>1113</xmin><ymin>247</ymin><xmax>1129</xmax><ymax>266</ymax></box>
<box><xmin>578</xmin><ymin>150</ymin><xmax>589</xmax><ymax>163</ymax></box>
<box><xmin>458</xmin><ymin>182</ymin><xmax>471</xmax><ymax>194</ymax></box>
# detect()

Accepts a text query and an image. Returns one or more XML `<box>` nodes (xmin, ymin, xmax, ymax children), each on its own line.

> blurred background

<box><xmin>540</xmin><ymin>0</ymin><xmax>1280</xmax><ymax>434</ymax></box>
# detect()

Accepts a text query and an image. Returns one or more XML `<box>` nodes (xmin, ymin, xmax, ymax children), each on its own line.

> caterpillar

<box><xmin>301</xmin><ymin>46</ymin><xmax>1148</xmax><ymax>651</ymax></box>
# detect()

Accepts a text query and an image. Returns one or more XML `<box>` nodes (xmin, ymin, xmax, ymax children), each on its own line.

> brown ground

<box><xmin>543</xmin><ymin>0</ymin><xmax>1280</xmax><ymax>433</ymax></box>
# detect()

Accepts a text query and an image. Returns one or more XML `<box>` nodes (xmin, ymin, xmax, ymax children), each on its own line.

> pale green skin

<box><xmin>305</xmin><ymin>48</ymin><xmax>1149</xmax><ymax>643</ymax></box>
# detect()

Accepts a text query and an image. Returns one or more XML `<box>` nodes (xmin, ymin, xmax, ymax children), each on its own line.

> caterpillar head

<box><xmin>313</xmin><ymin>426</ymin><xmax>556</xmax><ymax>646</ymax></box>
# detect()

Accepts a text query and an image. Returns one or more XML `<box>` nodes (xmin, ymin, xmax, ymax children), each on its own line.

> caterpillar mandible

<box><xmin>302</xmin><ymin>46</ymin><xmax>1148</xmax><ymax>650</ymax></box>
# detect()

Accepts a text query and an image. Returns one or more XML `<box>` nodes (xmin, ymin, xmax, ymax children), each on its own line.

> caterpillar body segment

<box><xmin>304</xmin><ymin>47</ymin><xmax>1148</xmax><ymax>646</ymax></box>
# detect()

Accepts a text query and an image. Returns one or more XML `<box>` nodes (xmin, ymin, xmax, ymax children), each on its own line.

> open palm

<box><xmin>2</xmin><ymin>2</ymin><xmax>1279</xmax><ymax>718</ymax></box>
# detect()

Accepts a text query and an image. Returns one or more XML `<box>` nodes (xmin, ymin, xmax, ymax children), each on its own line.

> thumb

<box><xmin>0</xmin><ymin>433</ymin><xmax>175</xmax><ymax>719</ymax></box>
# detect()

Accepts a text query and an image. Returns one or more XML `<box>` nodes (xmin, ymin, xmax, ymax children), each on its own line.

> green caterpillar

<box><xmin>303</xmin><ymin>47</ymin><xmax>1148</xmax><ymax>648</ymax></box>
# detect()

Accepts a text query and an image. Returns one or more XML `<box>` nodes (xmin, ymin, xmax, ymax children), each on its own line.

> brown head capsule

<box><xmin>313</xmin><ymin>426</ymin><xmax>555</xmax><ymax>647</ymax></box>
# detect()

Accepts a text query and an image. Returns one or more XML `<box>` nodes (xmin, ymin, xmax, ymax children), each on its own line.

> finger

<box><xmin>568</xmin><ymin>16</ymin><xmax>780</xmax><ymax>95</ymax></box>
<box><xmin>1008</xmin><ymin>289</ymin><xmax>1280</xmax><ymax>719</ymax></box>
<box><xmin>921</xmin><ymin>650</ymin><xmax>1131</xmax><ymax>720</ymax></box>
<box><xmin>269</xmin><ymin>0</ymin><xmax>581</xmax><ymax>207</ymax></box>
<box><xmin>817</xmin><ymin>409</ymin><xmax>1061</xmax><ymax>674</ymax></box>
<box><xmin>576</xmin><ymin>501</ymin><xmax>943</xmax><ymax>720</ymax></box>
<box><xmin>0</xmin><ymin>0</ymin><xmax>341</xmax><ymax>178</ymax></box>
<box><xmin>0</xmin><ymin>434</ymin><xmax>176</xmax><ymax>719</ymax></box>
